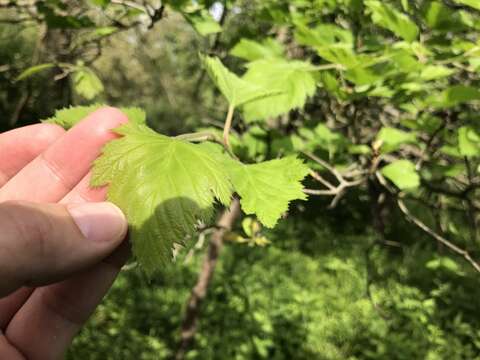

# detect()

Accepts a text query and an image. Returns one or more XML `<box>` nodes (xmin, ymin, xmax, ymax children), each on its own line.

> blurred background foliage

<box><xmin>1</xmin><ymin>0</ymin><xmax>480</xmax><ymax>359</ymax></box>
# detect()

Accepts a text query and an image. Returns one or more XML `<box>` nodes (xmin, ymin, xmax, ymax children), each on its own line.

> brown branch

<box><xmin>176</xmin><ymin>199</ymin><xmax>241</xmax><ymax>360</ymax></box>
<box><xmin>397</xmin><ymin>198</ymin><xmax>480</xmax><ymax>273</ymax></box>
<box><xmin>303</xmin><ymin>151</ymin><xmax>365</xmax><ymax>208</ymax></box>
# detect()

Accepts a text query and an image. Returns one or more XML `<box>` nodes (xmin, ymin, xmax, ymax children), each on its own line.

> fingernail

<box><xmin>67</xmin><ymin>202</ymin><xmax>127</xmax><ymax>242</ymax></box>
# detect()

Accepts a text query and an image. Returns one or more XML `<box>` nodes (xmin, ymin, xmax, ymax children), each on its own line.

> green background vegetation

<box><xmin>1</xmin><ymin>0</ymin><xmax>480</xmax><ymax>358</ymax></box>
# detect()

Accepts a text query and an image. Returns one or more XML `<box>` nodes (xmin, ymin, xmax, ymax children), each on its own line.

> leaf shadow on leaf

<box><xmin>129</xmin><ymin>196</ymin><xmax>225</xmax><ymax>277</ymax></box>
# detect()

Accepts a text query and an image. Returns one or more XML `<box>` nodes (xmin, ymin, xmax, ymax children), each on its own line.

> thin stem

<box><xmin>310</xmin><ymin>64</ymin><xmax>345</xmax><ymax>71</ymax></box>
<box><xmin>175</xmin><ymin>131</ymin><xmax>220</xmax><ymax>143</ymax></box>
<box><xmin>223</xmin><ymin>104</ymin><xmax>235</xmax><ymax>149</ymax></box>
<box><xmin>398</xmin><ymin>198</ymin><xmax>480</xmax><ymax>273</ymax></box>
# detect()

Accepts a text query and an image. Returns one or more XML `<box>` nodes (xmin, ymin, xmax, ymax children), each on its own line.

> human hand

<box><xmin>0</xmin><ymin>107</ymin><xmax>130</xmax><ymax>360</ymax></box>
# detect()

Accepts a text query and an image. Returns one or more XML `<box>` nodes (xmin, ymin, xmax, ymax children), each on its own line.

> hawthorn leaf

<box><xmin>295</xmin><ymin>23</ymin><xmax>354</xmax><ymax>48</ymax></box>
<box><xmin>42</xmin><ymin>105</ymin><xmax>146</xmax><ymax>129</ymax></box>
<box><xmin>183</xmin><ymin>9</ymin><xmax>222</xmax><ymax>36</ymax></box>
<box><xmin>377</xmin><ymin>127</ymin><xmax>417</xmax><ymax>153</ymax></box>
<box><xmin>242</xmin><ymin>59</ymin><xmax>317</xmax><ymax>122</ymax></box>
<box><xmin>201</xmin><ymin>54</ymin><xmax>280</xmax><ymax>107</ymax></box>
<box><xmin>381</xmin><ymin>160</ymin><xmax>420</xmax><ymax>189</ymax></box>
<box><xmin>92</xmin><ymin>122</ymin><xmax>233</xmax><ymax>275</ymax></box>
<box><xmin>458</xmin><ymin>126</ymin><xmax>480</xmax><ymax>157</ymax></box>
<box><xmin>453</xmin><ymin>0</ymin><xmax>480</xmax><ymax>10</ymax></box>
<box><xmin>73</xmin><ymin>67</ymin><xmax>104</xmax><ymax>99</ymax></box>
<box><xmin>16</xmin><ymin>63</ymin><xmax>55</xmax><ymax>81</ymax></box>
<box><xmin>230</xmin><ymin>38</ymin><xmax>284</xmax><ymax>61</ymax></box>
<box><xmin>419</xmin><ymin>65</ymin><xmax>455</xmax><ymax>81</ymax></box>
<box><xmin>426</xmin><ymin>85</ymin><xmax>480</xmax><ymax>108</ymax></box>
<box><xmin>365</xmin><ymin>0</ymin><xmax>419</xmax><ymax>42</ymax></box>
<box><xmin>225</xmin><ymin>156</ymin><xmax>310</xmax><ymax>227</ymax></box>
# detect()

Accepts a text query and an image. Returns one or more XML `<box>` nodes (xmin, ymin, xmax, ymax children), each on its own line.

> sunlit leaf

<box><xmin>242</xmin><ymin>59</ymin><xmax>317</xmax><ymax>122</ymax></box>
<box><xmin>92</xmin><ymin>122</ymin><xmax>234</xmax><ymax>275</ymax></box>
<box><xmin>73</xmin><ymin>67</ymin><xmax>104</xmax><ymax>99</ymax></box>
<box><xmin>201</xmin><ymin>54</ymin><xmax>280</xmax><ymax>107</ymax></box>
<box><xmin>381</xmin><ymin>160</ymin><xmax>420</xmax><ymax>189</ymax></box>
<box><xmin>225</xmin><ymin>156</ymin><xmax>310</xmax><ymax>227</ymax></box>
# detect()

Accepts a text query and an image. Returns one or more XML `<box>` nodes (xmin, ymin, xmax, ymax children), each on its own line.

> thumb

<box><xmin>0</xmin><ymin>200</ymin><xmax>127</xmax><ymax>297</ymax></box>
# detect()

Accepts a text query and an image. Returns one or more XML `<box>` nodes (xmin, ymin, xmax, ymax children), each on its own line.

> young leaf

<box><xmin>365</xmin><ymin>0</ymin><xmax>419</xmax><ymax>42</ymax></box>
<box><xmin>381</xmin><ymin>160</ymin><xmax>420</xmax><ymax>189</ymax></box>
<box><xmin>183</xmin><ymin>9</ymin><xmax>222</xmax><ymax>36</ymax></box>
<box><xmin>73</xmin><ymin>67</ymin><xmax>104</xmax><ymax>99</ymax></box>
<box><xmin>225</xmin><ymin>156</ymin><xmax>310</xmax><ymax>227</ymax></box>
<box><xmin>419</xmin><ymin>65</ymin><xmax>455</xmax><ymax>81</ymax></box>
<box><xmin>453</xmin><ymin>0</ymin><xmax>480</xmax><ymax>10</ymax></box>
<box><xmin>242</xmin><ymin>59</ymin><xmax>317</xmax><ymax>122</ymax></box>
<box><xmin>230</xmin><ymin>38</ymin><xmax>284</xmax><ymax>61</ymax></box>
<box><xmin>201</xmin><ymin>54</ymin><xmax>279</xmax><ymax>108</ymax></box>
<box><xmin>377</xmin><ymin>127</ymin><xmax>417</xmax><ymax>153</ymax></box>
<box><xmin>16</xmin><ymin>63</ymin><xmax>55</xmax><ymax>81</ymax></box>
<box><xmin>458</xmin><ymin>126</ymin><xmax>480</xmax><ymax>157</ymax></box>
<box><xmin>42</xmin><ymin>105</ymin><xmax>146</xmax><ymax>129</ymax></box>
<box><xmin>92</xmin><ymin>122</ymin><xmax>233</xmax><ymax>275</ymax></box>
<box><xmin>426</xmin><ymin>85</ymin><xmax>480</xmax><ymax>108</ymax></box>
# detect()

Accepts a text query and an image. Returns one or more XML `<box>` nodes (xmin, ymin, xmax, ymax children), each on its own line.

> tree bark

<box><xmin>175</xmin><ymin>199</ymin><xmax>240</xmax><ymax>360</ymax></box>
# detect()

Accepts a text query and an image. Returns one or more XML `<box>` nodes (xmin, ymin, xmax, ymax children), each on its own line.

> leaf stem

<box><xmin>175</xmin><ymin>131</ymin><xmax>219</xmax><ymax>143</ymax></box>
<box><xmin>223</xmin><ymin>104</ymin><xmax>235</xmax><ymax>150</ymax></box>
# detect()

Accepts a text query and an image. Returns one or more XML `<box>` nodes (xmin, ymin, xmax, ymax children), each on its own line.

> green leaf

<box><xmin>426</xmin><ymin>85</ymin><xmax>480</xmax><ymax>108</ymax></box>
<box><xmin>294</xmin><ymin>23</ymin><xmax>353</xmax><ymax>48</ymax></box>
<box><xmin>42</xmin><ymin>105</ymin><xmax>146</xmax><ymax>129</ymax></box>
<box><xmin>92</xmin><ymin>122</ymin><xmax>233</xmax><ymax>275</ymax></box>
<box><xmin>242</xmin><ymin>59</ymin><xmax>317</xmax><ymax>122</ymax></box>
<box><xmin>309</xmin><ymin>124</ymin><xmax>348</xmax><ymax>157</ymax></box>
<box><xmin>365</xmin><ymin>0</ymin><xmax>419</xmax><ymax>42</ymax></box>
<box><xmin>93</xmin><ymin>26</ymin><xmax>117</xmax><ymax>37</ymax></box>
<box><xmin>453</xmin><ymin>0</ymin><xmax>480</xmax><ymax>10</ymax></box>
<box><xmin>73</xmin><ymin>67</ymin><xmax>104</xmax><ymax>100</ymax></box>
<box><xmin>183</xmin><ymin>9</ymin><xmax>222</xmax><ymax>36</ymax></box>
<box><xmin>377</xmin><ymin>127</ymin><xmax>417</xmax><ymax>153</ymax></box>
<box><xmin>201</xmin><ymin>54</ymin><xmax>279</xmax><ymax>108</ymax></box>
<box><xmin>225</xmin><ymin>157</ymin><xmax>309</xmax><ymax>227</ymax></box>
<box><xmin>16</xmin><ymin>63</ymin><xmax>55</xmax><ymax>81</ymax></box>
<box><xmin>424</xmin><ymin>1</ymin><xmax>469</xmax><ymax>31</ymax></box>
<box><xmin>120</xmin><ymin>107</ymin><xmax>147</xmax><ymax>126</ymax></box>
<box><xmin>230</xmin><ymin>38</ymin><xmax>284</xmax><ymax>61</ymax></box>
<box><xmin>419</xmin><ymin>65</ymin><xmax>455</xmax><ymax>81</ymax></box>
<box><xmin>89</xmin><ymin>0</ymin><xmax>111</xmax><ymax>7</ymax></box>
<box><xmin>458</xmin><ymin>126</ymin><xmax>480</xmax><ymax>157</ymax></box>
<box><xmin>381</xmin><ymin>160</ymin><xmax>420</xmax><ymax>189</ymax></box>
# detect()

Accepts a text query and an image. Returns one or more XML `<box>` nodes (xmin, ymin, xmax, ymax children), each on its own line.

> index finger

<box><xmin>0</xmin><ymin>107</ymin><xmax>128</xmax><ymax>203</ymax></box>
<box><xmin>0</xmin><ymin>124</ymin><xmax>65</xmax><ymax>187</ymax></box>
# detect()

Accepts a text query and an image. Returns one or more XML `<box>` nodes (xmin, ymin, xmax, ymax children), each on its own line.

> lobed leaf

<box><xmin>458</xmin><ymin>126</ymin><xmax>480</xmax><ymax>157</ymax></box>
<box><xmin>92</xmin><ymin>122</ymin><xmax>234</xmax><ymax>275</ymax></box>
<box><xmin>230</xmin><ymin>38</ymin><xmax>284</xmax><ymax>61</ymax></box>
<box><xmin>381</xmin><ymin>160</ymin><xmax>420</xmax><ymax>190</ymax></box>
<box><xmin>42</xmin><ymin>105</ymin><xmax>146</xmax><ymax>129</ymax></box>
<box><xmin>365</xmin><ymin>0</ymin><xmax>419</xmax><ymax>42</ymax></box>
<box><xmin>225</xmin><ymin>156</ymin><xmax>310</xmax><ymax>227</ymax></box>
<box><xmin>73</xmin><ymin>67</ymin><xmax>104</xmax><ymax>100</ymax></box>
<box><xmin>183</xmin><ymin>9</ymin><xmax>222</xmax><ymax>36</ymax></box>
<box><xmin>201</xmin><ymin>54</ymin><xmax>280</xmax><ymax>108</ymax></box>
<box><xmin>377</xmin><ymin>127</ymin><xmax>417</xmax><ymax>153</ymax></box>
<box><xmin>242</xmin><ymin>59</ymin><xmax>317</xmax><ymax>122</ymax></box>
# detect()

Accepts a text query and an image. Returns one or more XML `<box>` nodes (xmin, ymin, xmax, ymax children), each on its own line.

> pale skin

<box><xmin>0</xmin><ymin>107</ymin><xmax>131</xmax><ymax>359</ymax></box>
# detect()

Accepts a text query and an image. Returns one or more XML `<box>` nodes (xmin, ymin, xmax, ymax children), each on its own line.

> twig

<box><xmin>303</xmin><ymin>151</ymin><xmax>365</xmax><ymax>208</ymax></box>
<box><xmin>397</xmin><ymin>198</ymin><xmax>480</xmax><ymax>273</ymax></box>
<box><xmin>222</xmin><ymin>104</ymin><xmax>234</xmax><ymax>149</ymax></box>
